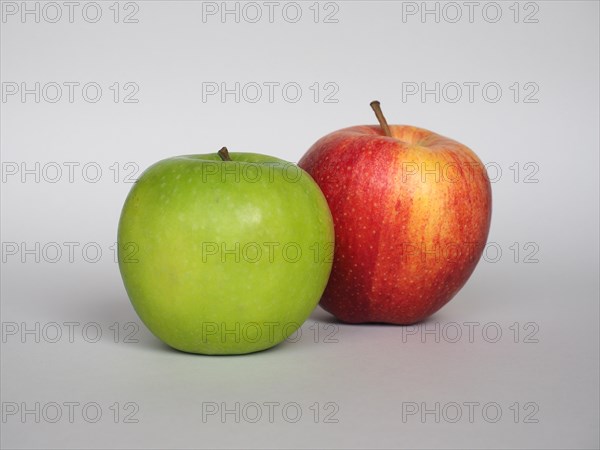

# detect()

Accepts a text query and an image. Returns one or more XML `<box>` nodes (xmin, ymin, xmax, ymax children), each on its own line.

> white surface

<box><xmin>1</xmin><ymin>1</ymin><xmax>599</xmax><ymax>448</ymax></box>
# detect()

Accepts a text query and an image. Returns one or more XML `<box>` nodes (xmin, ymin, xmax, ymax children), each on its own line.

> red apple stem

<box><xmin>218</xmin><ymin>147</ymin><xmax>232</xmax><ymax>161</ymax></box>
<box><xmin>370</xmin><ymin>100</ymin><xmax>392</xmax><ymax>137</ymax></box>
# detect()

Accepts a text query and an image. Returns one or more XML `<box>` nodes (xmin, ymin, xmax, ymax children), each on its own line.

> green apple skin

<box><xmin>117</xmin><ymin>153</ymin><xmax>334</xmax><ymax>355</ymax></box>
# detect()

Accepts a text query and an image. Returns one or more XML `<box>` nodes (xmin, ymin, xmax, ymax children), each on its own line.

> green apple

<box><xmin>117</xmin><ymin>148</ymin><xmax>334</xmax><ymax>355</ymax></box>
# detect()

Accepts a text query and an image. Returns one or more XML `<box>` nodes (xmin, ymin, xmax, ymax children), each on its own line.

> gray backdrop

<box><xmin>1</xmin><ymin>1</ymin><xmax>599</xmax><ymax>449</ymax></box>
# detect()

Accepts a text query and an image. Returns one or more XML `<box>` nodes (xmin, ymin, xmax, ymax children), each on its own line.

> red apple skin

<box><xmin>298</xmin><ymin>125</ymin><xmax>492</xmax><ymax>324</ymax></box>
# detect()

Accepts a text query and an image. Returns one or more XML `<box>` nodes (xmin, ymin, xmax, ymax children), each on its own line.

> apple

<box><xmin>298</xmin><ymin>102</ymin><xmax>492</xmax><ymax>324</ymax></box>
<box><xmin>118</xmin><ymin>148</ymin><xmax>334</xmax><ymax>354</ymax></box>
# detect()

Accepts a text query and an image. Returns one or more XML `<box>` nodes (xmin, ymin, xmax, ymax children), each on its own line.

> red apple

<box><xmin>298</xmin><ymin>102</ymin><xmax>492</xmax><ymax>324</ymax></box>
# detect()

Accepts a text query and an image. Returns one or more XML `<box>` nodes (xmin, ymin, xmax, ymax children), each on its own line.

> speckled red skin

<box><xmin>299</xmin><ymin>125</ymin><xmax>492</xmax><ymax>324</ymax></box>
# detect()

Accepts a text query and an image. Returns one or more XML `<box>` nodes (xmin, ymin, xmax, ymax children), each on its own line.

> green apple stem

<box><xmin>218</xmin><ymin>147</ymin><xmax>232</xmax><ymax>161</ymax></box>
<box><xmin>370</xmin><ymin>100</ymin><xmax>392</xmax><ymax>137</ymax></box>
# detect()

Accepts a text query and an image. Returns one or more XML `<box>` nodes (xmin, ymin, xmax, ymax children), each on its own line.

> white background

<box><xmin>1</xmin><ymin>1</ymin><xmax>599</xmax><ymax>448</ymax></box>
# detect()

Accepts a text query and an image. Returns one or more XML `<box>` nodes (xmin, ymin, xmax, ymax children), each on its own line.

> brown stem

<box><xmin>370</xmin><ymin>100</ymin><xmax>392</xmax><ymax>137</ymax></box>
<box><xmin>218</xmin><ymin>147</ymin><xmax>232</xmax><ymax>161</ymax></box>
